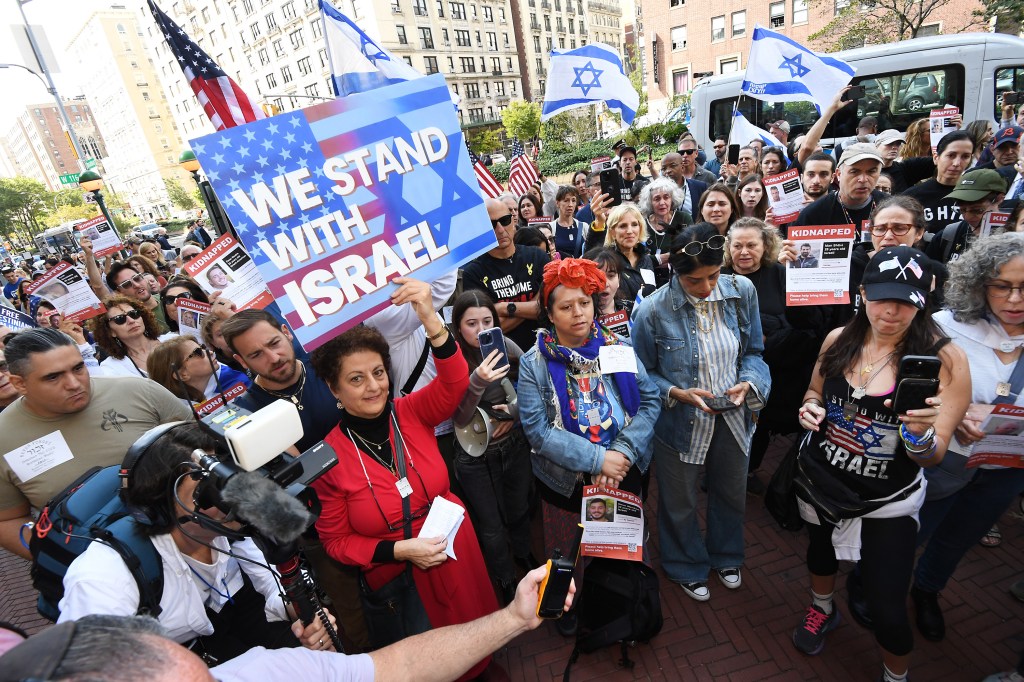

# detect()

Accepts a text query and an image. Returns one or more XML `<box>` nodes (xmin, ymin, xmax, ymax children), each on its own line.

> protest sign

<box><xmin>929</xmin><ymin>107</ymin><xmax>959</xmax><ymax>153</ymax></box>
<box><xmin>980</xmin><ymin>211</ymin><xmax>1011</xmax><ymax>238</ymax></box>
<box><xmin>763</xmin><ymin>169</ymin><xmax>805</xmax><ymax>225</ymax></box>
<box><xmin>0</xmin><ymin>306</ymin><xmax>35</xmax><ymax>331</ymax></box>
<box><xmin>967</xmin><ymin>403</ymin><xmax>1024</xmax><ymax>469</ymax></box>
<box><xmin>580</xmin><ymin>485</ymin><xmax>644</xmax><ymax>561</ymax></box>
<box><xmin>184</xmin><ymin>234</ymin><xmax>272</xmax><ymax>310</ymax></box>
<box><xmin>191</xmin><ymin>74</ymin><xmax>496</xmax><ymax>351</ymax></box>
<box><xmin>176</xmin><ymin>298</ymin><xmax>212</xmax><ymax>342</ymax></box>
<box><xmin>528</xmin><ymin>217</ymin><xmax>554</xmax><ymax>226</ymax></box>
<box><xmin>598</xmin><ymin>309</ymin><xmax>630</xmax><ymax>338</ymax></box>
<box><xmin>195</xmin><ymin>382</ymin><xmax>249</xmax><ymax>417</ymax></box>
<box><xmin>785</xmin><ymin>225</ymin><xmax>855</xmax><ymax>306</ymax></box>
<box><xmin>590</xmin><ymin>156</ymin><xmax>615</xmax><ymax>173</ymax></box>
<box><xmin>75</xmin><ymin>215</ymin><xmax>121</xmax><ymax>258</ymax></box>
<box><xmin>24</xmin><ymin>262</ymin><xmax>105</xmax><ymax>323</ymax></box>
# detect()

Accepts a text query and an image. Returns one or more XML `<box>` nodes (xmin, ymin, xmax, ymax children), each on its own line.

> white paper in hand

<box><xmin>599</xmin><ymin>345</ymin><xmax>638</xmax><ymax>374</ymax></box>
<box><xmin>417</xmin><ymin>496</ymin><xmax>465</xmax><ymax>560</ymax></box>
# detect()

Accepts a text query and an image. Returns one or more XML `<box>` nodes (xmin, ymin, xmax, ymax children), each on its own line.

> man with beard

<box><xmin>615</xmin><ymin>146</ymin><xmax>651</xmax><ymax>203</ymax></box>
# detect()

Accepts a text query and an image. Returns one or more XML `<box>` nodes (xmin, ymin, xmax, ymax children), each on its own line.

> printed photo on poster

<box><xmin>75</xmin><ymin>215</ymin><xmax>122</xmax><ymax>258</ymax></box>
<box><xmin>184</xmin><ymin>234</ymin><xmax>273</xmax><ymax>311</ymax></box>
<box><xmin>24</xmin><ymin>262</ymin><xmax>106</xmax><ymax>323</ymax></box>
<box><xmin>785</xmin><ymin>225</ymin><xmax>856</xmax><ymax>306</ymax></box>
<box><xmin>176</xmin><ymin>298</ymin><xmax>212</xmax><ymax>342</ymax></box>
<box><xmin>763</xmin><ymin>169</ymin><xmax>805</xmax><ymax>225</ymax></box>
<box><xmin>929</xmin><ymin>107</ymin><xmax>959</xmax><ymax>153</ymax></box>
<box><xmin>580</xmin><ymin>485</ymin><xmax>644</xmax><ymax>561</ymax></box>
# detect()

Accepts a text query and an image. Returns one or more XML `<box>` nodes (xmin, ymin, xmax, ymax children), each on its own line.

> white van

<box><xmin>688</xmin><ymin>33</ymin><xmax>1024</xmax><ymax>147</ymax></box>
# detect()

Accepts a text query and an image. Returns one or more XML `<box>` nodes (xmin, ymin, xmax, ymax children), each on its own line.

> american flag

<box><xmin>466</xmin><ymin>140</ymin><xmax>504</xmax><ymax>198</ymax></box>
<box><xmin>148</xmin><ymin>1</ymin><xmax>266</xmax><ymax>131</ymax></box>
<box><xmin>824</xmin><ymin>402</ymin><xmax>898</xmax><ymax>459</ymax></box>
<box><xmin>509</xmin><ymin>137</ymin><xmax>539</xmax><ymax>197</ymax></box>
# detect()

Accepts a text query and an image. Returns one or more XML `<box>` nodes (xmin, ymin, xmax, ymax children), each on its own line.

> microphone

<box><xmin>221</xmin><ymin>471</ymin><xmax>313</xmax><ymax>545</ymax></box>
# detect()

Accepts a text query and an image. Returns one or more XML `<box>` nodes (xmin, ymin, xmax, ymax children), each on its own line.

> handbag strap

<box><xmin>391</xmin><ymin>413</ymin><xmax>413</xmax><ymax>540</ymax></box>
<box><xmin>994</xmin><ymin>352</ymin><xmax>1024</xmax><ymax>405</ymax></box>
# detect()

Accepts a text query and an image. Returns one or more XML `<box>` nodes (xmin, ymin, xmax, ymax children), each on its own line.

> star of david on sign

<box><xmin>780</xmin><ymin>53</ymin><xmax>811</xmax><ymax>79</ymax></box>
<box><xmin>571</xmin><ymin>61</ymin><xmax>603</xmax><ymax>96</ymax></box>
<box><xmin>360</xmin><ymin>35</ymin><xmax>389</xmax><ymax>64</ymax></box>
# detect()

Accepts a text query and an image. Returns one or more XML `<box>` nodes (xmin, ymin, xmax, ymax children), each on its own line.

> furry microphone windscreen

<box><xmin>221</xmin><ymin>471</ymin><xmax>313</xmax><ymax>545</ymax></box>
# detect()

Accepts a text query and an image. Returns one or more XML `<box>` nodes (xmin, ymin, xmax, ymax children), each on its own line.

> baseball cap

<box><xmin>992</xmin><ymin>125</ymin><xmax>1024</xmax><ymax>148</ymax></box>
<box><xmin>617</xmin><ymin>145</ymin><xmax>638</xmax><ymax>158</ymax></box>
<box><xmin>874</xmin><ymin>129</ymin><xmax>906</xmax><ymax>147</ymax></box>
<box><xmin>0</xmin><ymin>266</ymin><xmax>13</xmax><ymax>274</ymax></box>
<box><xmin>943</xmin><ymin>169</ymin><xmax>1008</xmax><ymax>202</ymax></box>
<box><xmin>838</xmin><ymin>142</ymin><xmax>883</xmax><ymax>167</ymax></box>
<box><xmin>769</xmin><ymin>120</ymin><xmax>791</xmax><ymax>134</ymax></box>
<box><xmin>861</xmin><ymin>246</ymin><xmax>932</xmax><ymax>310</ymax></box>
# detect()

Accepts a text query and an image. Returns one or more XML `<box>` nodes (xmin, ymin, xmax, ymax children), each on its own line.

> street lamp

<box><xmin>79</xmin><ymin>170</ymin><xmax>119</xmax><ymax>240</ymax></box>
<box><xmin>179</xmin><ymin>149</ymin><xmax>232</xmax><ymax>238</ymax></box>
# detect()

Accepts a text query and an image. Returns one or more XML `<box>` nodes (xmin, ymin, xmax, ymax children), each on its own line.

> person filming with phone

<box><xmin>632</xmin><ymin>223</ymin><xmax>770</xmax><ymax>604</ymax></box>
<box><xmin>790</xmin><ymin>246</ymin><xmax>969</xmax><ymax>682</ymax></box>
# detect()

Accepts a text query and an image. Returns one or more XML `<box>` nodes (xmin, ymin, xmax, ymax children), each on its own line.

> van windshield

<box><xmin>709</xmin><ymin>64</ymin><xmax>965</xmax><ymax>145</ymax></box>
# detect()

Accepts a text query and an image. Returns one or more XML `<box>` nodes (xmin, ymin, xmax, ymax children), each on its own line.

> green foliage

<box><xmin>467</xmin><ymin>127</ymin><xmax>502</xmax><ymax>155</ymax></box>
<box><xmin>0</xmin><ymin>177</ymin><xmax>50</xmax><ymax>242</ymax></box>
<box><xmin>164</xmin><ymin>177</ymin><xmax>198</xmax><ymax>211</ymax></box>
<box><xmin>540</xmin><ymin>109</ymin><xmax>599</xmax><ymax>155</ymax></box>
<box><xmin>501</xmin><ymin>100</ymin><xmax>541</xmax><ymax>142</ymax></box>
<box><xmin>490</xmin><ymin>162</ymin><xmax>511</xmax><ymax>182</ymax></box>
<box><xmin>976</xmin><ymin>0</ymin><xmax>1024</xmax><ymax>33</ymax></box>
<box><xmin>807</xmin><ymin>0</ymin><xmax>965</xmax><ymax>51</ymax></box>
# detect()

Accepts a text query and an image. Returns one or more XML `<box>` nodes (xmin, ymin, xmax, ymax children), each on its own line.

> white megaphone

<box><xmin>454</xmin><ymin>378</ymin><xmax>518</xmax><ymax>457</ymax></box>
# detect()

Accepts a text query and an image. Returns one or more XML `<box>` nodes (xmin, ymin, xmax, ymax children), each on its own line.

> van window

<box><xmin>708</xmin><ymin>64</ymin><xmax>964</xmax><ymax>143</ymax></box>
<box><xmin>994</xmin><ymin>66</ymin><xmax>1024</xmax><ymax>119</ymax></box>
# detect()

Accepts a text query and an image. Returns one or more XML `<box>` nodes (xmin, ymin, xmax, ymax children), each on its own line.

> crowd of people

<box><xmin>1</xmin><ymin>90</ymin><xmax>1023</xmax><ymax>681</ymax></box>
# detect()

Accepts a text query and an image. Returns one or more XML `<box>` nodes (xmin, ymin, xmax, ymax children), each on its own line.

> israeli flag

<box><xmin>319</xmin><ymin>0</ymin><xmax>459</xmax><ymax>104</ymax></box>
<box><xmin>741</xmin><ymin>26</ymin><xmax>855</xmax><ymax>114</ymax></box>
<box><xmin>541</xmin><ymin>43</ymin><xmax>639</xmax><ymax>125</ymax></box>
<box><xmin>730</xmin><ymin>111</ymin><xmax>788</xmax><ymax>158</ymax></box>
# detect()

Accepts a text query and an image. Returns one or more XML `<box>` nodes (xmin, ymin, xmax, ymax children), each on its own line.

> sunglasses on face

<box><xmin>491</xmin><ymin>214</ymin><xmax>514</xmax><ymax>228</ymax></box>
<box><xmin>678</xmin><ymin>148</ymin><xmax>698</xmax><ymax>156</ymax></box>
<box><xmin>184</xmin><ymin>344</ymin><xmax>209</xmax><ymax>361</ymax></box>
<box><xmin>677</xmin><ymin>234</ymin><xmax>727</xmax><ymax>256</ymax></box>
<box><xmin>182</xmin><ymin>252</ymin><xmax>201</xmax><ymax>262</ymax></box>
<box><xmin>108</xmin><ymin>309</ymin><xmax>143</xmax><ymax>325</ymax></box>
<box><xmin>116</xmin><ymin>273</ymin><xmax>146</xmax><ymax>290</ymax></box>
<box><xmin>165</xmin><ymin>291</ymin><xmax>193</xmax><ymax>305</ymax></box>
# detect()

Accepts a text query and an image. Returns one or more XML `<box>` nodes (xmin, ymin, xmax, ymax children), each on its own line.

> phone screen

<box><xmin>727</xmin><ymin>144</ymin><xmax>740</xmax><ymax>165</ymax></box>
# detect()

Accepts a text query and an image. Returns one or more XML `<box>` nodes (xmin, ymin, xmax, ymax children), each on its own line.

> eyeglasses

<box><xmin>182</xmin><ymin>252</ymin><xmax>201</xmax><ymax>263</ymax></box>
<box><xmin>870</xmin><ymin>223</ymin><xmax>915</xmax><ymax>236</ymax></box>
<box><xmin>678</xmin><ymin>148</ymin><xmax>698</xmax><ymax>155</ymax></box>
<box><xmin>108</xmin><ymin>309</ymin><xmax>143</xmax><ymax>325</ymax></box>
<box><xmin>713</xmin><ymin>144</ymin><xmax>726</xmax><ymax>150</ymax></box>
<box><xmin>677</xmin><ymin>234</ymin><xmax>727</xmax><ymax>256</ymax></box>
<box><xmin>985</xmin><ymin>283</ymin><xmax>1024</xmax><ymax>299</ymax></box>
<box><xmin>165</xmin><ymin>291</ymin><xmax>193</xmax><ymax>304</ymax></box>
<box><xmin>116</xmin><ymin>273</ymin><xmax>146</xmax><ymax>290</ymax></box>
<box><xmin>491</xmin><ymin>214</ymin><xmax>514</xmax><ymax>228</ymax></box>
<box><xmin>185</xmin><ymin>344</ymin><xmax>209</xmax><ymax>361</ymax></box>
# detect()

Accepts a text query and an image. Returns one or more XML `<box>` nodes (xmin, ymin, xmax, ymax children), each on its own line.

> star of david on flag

<box><xmin>825</xmin><ymin>402</ymin><xmax>898</xmax><ymax>460</ymax></box>
<box><xmin>740</xmin><ymin>26</ymin><xmax>856</xmax><ymax>114</ymax></box>
<box><xmin>541</xmin><ymin>42</ymin><xmax>638</xmax><ymax>124</ymax></box>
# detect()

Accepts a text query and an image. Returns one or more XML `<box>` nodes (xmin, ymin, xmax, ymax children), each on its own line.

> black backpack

<box><xmin>30</xmin><ymin>465</ymin><xmax>163</xmax><ymax>622</ymax></box>
<box><xmin>562</xmin><ymin>558</ymin><xmax>663</xmax><ymax>680</ymax></box>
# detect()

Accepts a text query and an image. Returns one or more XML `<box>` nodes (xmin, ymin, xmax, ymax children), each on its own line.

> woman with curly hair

<box><xmin>126</xmin><ymin>254</ymin><xmax>166</xmax><ymax>291</ymax></box>
<box><xmin>899</xmin><ymin>118</ymin><xmax>932</xmax><ymax>161</ymax></box>
<box><xmin>760</xmin><ymin>147</ymin><xmax>788</xmax><ymax>178</ymax></box>
<box><xmin>138</xmin><ymin>241</ymin><xmax>173</xmax><ymax>280</ymax></box>
<box><xmin>90</xmin><ymin>295</ymin><xmax>169</xmax><ymax>377</ymax></box>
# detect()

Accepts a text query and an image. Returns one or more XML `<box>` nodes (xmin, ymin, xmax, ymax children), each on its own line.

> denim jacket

<box><xmin>632</xmin><ymin>273</ymin><xmax>771</xmax><ymax>457</ymax></box>
<box><xmin>518</xmin><ymin>337</ymin><xmax>662</xmax><ymax>498</ymax></box>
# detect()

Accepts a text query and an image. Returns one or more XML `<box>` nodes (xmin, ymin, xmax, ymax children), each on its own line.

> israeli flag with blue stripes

<box><xmin>741</xmin><ymin>26</ymin><xmax>855</xmax><ymax>114</ymax></box>
<box><xmin>729</xmin><ymin>111</ymin><xmax>787</xmax><ymax>158</ymax></box>
<box><xmin>320</xmin><ymin>0</ymin><xmax>459</xmax><ymax>105</ymax></box>
<box><xmin>541</xmin><ymin>42</ymin><xmax>639</xmax><ymax>124</ymax></box>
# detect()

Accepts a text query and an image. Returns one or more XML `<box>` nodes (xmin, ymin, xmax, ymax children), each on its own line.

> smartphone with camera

<box><xmin>892</xmin><ymin>355</ymin><xmax>941</xmax><ymax>414</ymax></box>
<box><xmin>537</xmin><ymin>524</ymin><xmax>583</xmax><ymax>619</ymax></box>
<box><xmin>599</xmin><ymin>168</ymin><xmax>623</xmax><ymax>207</ymax></box>
<box><xmin>842</xmin><ymin>85</ymin><xmax>867</xmax><ymax>101</ymax></box>
<box><xmin>705</xmin><ymin>396</ymin><xmax>741</xmax><ymax>412</ymax></box>
<box><xmin>478</xmin><ymin>326</ymin><xmax>509</xmax><ymax>370</ymax></box>
<box><xmin>727</xmin><ymin>143</ymin><xmax>740</xmax><ymax>166</ymax></box>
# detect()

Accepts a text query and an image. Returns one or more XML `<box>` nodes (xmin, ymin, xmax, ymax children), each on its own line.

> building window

<box><xmin>460</xmin><ymin>56</ymin><xmax>476</xmax><ymax>72</ymax></box>
<box><xmin>424</xmin><ymin>56</ymin><xmax>439</xmax><ymax>73</ymax></box>
<box><xmin>918</xmin><ymin>22</ymin><xmax>940</xmax><ymax>36</ymax></box>
<box><xmin>670</xmin><ymin>0</ymin><xmax>683</xmax><ymax>6</ymax></box>
<box><xmin>282</xmin><ymin>65</ymin><xmax>293</xmax><ymax>83</ymax></box>
<box><xmin>670</xmin><ymin>25</ymin><xmax>686</xmax><ymax>50</ymax></box>
<box><xmin>289</xmin><ymin>27</ymin><xmax>304</xmax><ymax>48</ymax></box>
<box><xmin>533</xmin><ymin>35</ymin><xmax>541</xmax><ymax>51</ymax></box>
<box><xmin>450</xmin><ymin>2</ymin><xmax>466</xmax><ymax>19</ymax></box>
<box><xmin>266</xmin><ymin>72</ymin><xmax>277</xmax><ymax>88</ymax></box>
<box><xmin>792</xmin><ymin>0</ymin><xmax>807</xmax><ymax>23</ymax></box>
<box><xmin>672</xmin><ymin>70</ymin><xmax>689</xmax><ymax>94</ymax></box>
<box><xmin>404</xmin><ymin>56</ymin><xmax>413</xmax><ymax>66</ymax></box>
<box><xmin>266</xmin><ymin>12</ymin><xmax>277</xmax><ymax>30</ymax></box>
<box><xmin>282</xmin><ymin>1</ymin><xmax>296</xmax><ymax>19</ymax></box>
<box><xmin>305</xmin><ymin>83</ymin><xmax>320</xmax><ymax>97</ymax></box>
<box><xmin>258</xmin><ymin>47</ymin><xmax>269</xmax><ymax>65</ymax></box>
<box><xmin>731</xmin><ymin>11</ymin><xmax>745</xmax><ymax>37</ymax></box>
<box><xmin>465</xmin><ymin>83</ymin><xmax>480</xmax><ymax>98</ymax></box>
<box><xmin>311</xmin><ymin>17</ymin><xmax>322</xmax><ymax>39</ymax></box>
<box><xmin>455</xmin><ymin>29</ymin><xmax>470</xmax><ymax>46</ymax></box>
<box><xmin>297</xmin><ymin>56</ymin><xmax>312</xmax><ymax>74</ymax></box>
<box><xmin>720</xmin><ymin>57</ymin><xmax>738</xmax><ymax>73</ymax></box>
<box><xmin>414</xmin><ymin>0</ymin><xmax>427</xmax><ymax>15</ymax></box>
<box><xmin>770</xmin><ymin>1</ymin><xmax>785</xmax><ymax>27</ymax></box>
<box><xmin>496</xmin><ymin>81</ymin><xmax>505</xmax><ymax>95</ymax></box>
<box><xmin>437</xmin><ymin>0</ymin><xmax>444</xmax><ymax>16</ymax></box>
<box><xmin>251</xmin><ymin>22</ymin><xmax>261</xmax><ymax>39</ymax></box>
<box><xmin>420</xmin><ymin>27</ymin><xmax>434</xmax><ymax>48</ymax></box>
<box><xmin>397</xmin><ymin>25</ymin><xmax>407</xmax><ymax>44</ymax></box>
<box><xmin>487</xmin><ymin>32</ymin><xmax>497</xmax><ymax>50</ymax></box>
<box><xmin>483</xmin><ymin>6</ymin><xmax>492</xmax><ymax>21</ymax></box>
<box><xmin>835</xmin><ymin>0</ymin><xmax>850</xmax><ymax>12</ymax></box>
<box><xmin>711</xmin><ymin>15</ymin><xmax>724</xmax><ymax>42</ymax></box>
<box><xmin>273</xmin><ymin>39</ymin><xmax>284</xmax><ymax>57</ymax></box>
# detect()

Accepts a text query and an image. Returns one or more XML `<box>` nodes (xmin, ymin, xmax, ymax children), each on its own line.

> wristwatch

<box><xmin>506</xmin><ymin>302</ymin><xmax>517</xmax><ymax>318</ymax></box>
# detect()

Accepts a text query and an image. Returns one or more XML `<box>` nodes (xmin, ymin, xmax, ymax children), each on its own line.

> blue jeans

<box><xmin>454</xmin><ymin>428</ymin><xmax>533</xmax><ymax>585</ymax></box>
<box><xmin>655</xmin><ymin>417</ymin><xmax>747</xmax><ymax>583</ymax></box>
<box><xmin>914</xmin><ymin>466</ymin><xmax>1024</xmax><ymax>593</ymax></box>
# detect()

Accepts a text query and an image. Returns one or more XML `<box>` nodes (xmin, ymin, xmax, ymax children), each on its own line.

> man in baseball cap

<box><xmin>923</xmin><ymin>169</ymin><xmax>1008</xmax><ymax>264</ymax></box>
<box><xmin>873</xmin><ymin>129</ymin><xmax>936</xmax><ymax>194</ymax></box>
<box><xmin>769</xmin><ymin>120</ymin><xmax>791</xmax><ymax>144</ymax></box>
<box><xmin>979</xmin><ymin>125</ymin><xmax>1024</xmax><ymax>174</ymax></box>
<box><xmin>861</xmin><ymin>246</ymin><xmax>933</xmax><ymax>311</ymax></box>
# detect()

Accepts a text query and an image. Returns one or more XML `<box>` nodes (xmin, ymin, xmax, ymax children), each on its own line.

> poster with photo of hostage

<box><xmin>176</xmin><ymin>298</ymin><xmax>212</xmax><ymax>342</ymax></box>
<box><xmin>75</xmin><ymin>215</ymin><xmax>122</xmax><ymax>258</ymax></box>
<box><xmin>785</xmin><ymin>225</ymin><xmax>856</xmax><ymax>306</ymax></box>
<box><xmin>25</xmin><ymin>262</ymin><xmax>106</xmax><ymax>323</ymax></box>
<box><xmin>929</xmin><ymin>106</ymin><xmax>959</xmax><ymax>153</ymax></box>
<box><xmin>763</xmin><ymin>169</ymin><xmax>805</xmax><ymax>224</ymax></box>
<box><xmin>580</xmin><ymin>484</ymin><xmax>644</xmax><ymax>561</ymax></box>
<box><xmin>967</xmin><ymin>404</ymin><xmax>1024</xmax><ymax>469</ymax></box>
<box><xmin>184</xmin><ymin>234</ymin><xmax>273</xmax><ymax>310</ymax></box>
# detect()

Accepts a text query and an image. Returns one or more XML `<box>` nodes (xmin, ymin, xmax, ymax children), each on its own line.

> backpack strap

<box><xmin>95</xmin><ymin>517</ymin><xmax>164</xmax><ymax>617</ymax></box>
<box><xmin>939</xmin><ymin>221</ymin><xmax>964</xmax><ymax>262</ymax></box>
<box><xmin>397</xmin><ymin>337</ymin><xmax>431</xmax><ymax>398</ymax></box>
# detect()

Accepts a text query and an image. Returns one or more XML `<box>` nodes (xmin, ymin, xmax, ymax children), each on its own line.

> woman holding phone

<box><xmin>791</xmin><ymin>246</ymin><xmax>969</xmax><ymax>682</ymax></box>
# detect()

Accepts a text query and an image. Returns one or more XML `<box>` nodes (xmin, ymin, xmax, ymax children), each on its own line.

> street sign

<box><xmin>59</xmin><ymin>173</ymin><xmax>80</xmax><ymax>185</ymax></box>
<box><xmin>85</xmin><ymin>158</ymin><xmax>97</xmax><ymax>170</ymax></box>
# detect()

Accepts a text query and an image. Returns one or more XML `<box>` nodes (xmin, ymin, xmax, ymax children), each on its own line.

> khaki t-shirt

<box><xmin>0</xmin><ymin>376</ymin><xmax>193</xmax><ymax>510</ymax></box>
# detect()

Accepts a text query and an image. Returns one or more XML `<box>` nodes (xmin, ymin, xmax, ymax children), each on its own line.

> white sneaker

<box><xmin>717</xmin><ymin>568</ymin><xmax>742</xmax><ymax>589</ymax></box>
<box><xmin>679</xmin><ymin>581</ymin><xmax>710</xmax><ymax>602</ymax></box>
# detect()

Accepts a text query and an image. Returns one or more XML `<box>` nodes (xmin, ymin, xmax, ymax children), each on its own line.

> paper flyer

<box><xmin>967</xmin><ymin>403</ymin><xmax>1024</xmax><ymax>469</ymax></box>
<box><xmin>763</xmin><ymin>169</ymin><xmax>805</xmax><ymax>225</ymax></box>
<box><xmin>598</xmin><ymin>309</ymin><xmax>630</xmax><ymax>338</ymax></box>
<box><xmin>183</xmin><ymin>234</ymin><xmax>273</xmax><ymax>311</ymax></box>
<box><xmin>195</xmin><ymin>381</ymin><xmax>249</xmax><ymax>416</ymax></box>
<box><xmin>929</xmin><ymin>107</ymin><xmax>959</xmax><ymax>153</ymax></box>
<box><xmin>24</xmin><ymin>262</ymin><xmax>106</xmax><ymax>323</ymax></box>
<box><xmin>591</xmin><ymin>156</ymin><xmax>615</xmax><ymax>174</ymax></box>
<box><xmin>785</xmin><ymin>225</ymin><xmax>856</xmax><ymax>306</ymax></box>
<box><xmin>528</xmin><ymin>217</ymin><xmax>554</xmax><ymax>226</ymax></box>
<box><xmin>176</xmin><ymin>298</ymin><xmax>212</xmax><ymax>342</ymax></box>
<box><xmin>980</xmin><ymin>211</ymin><xmax>1011</xmax><ymax>238</ymax></box>
<box><xmin>580</xmin><ymin>485</ymin><xmax>644</xmax><ymax>561</ymax></box>
<box><xmin>75</xmin><ymin>214</ymin><xmax>122</xmax><ymax>258</ymax></box>
<box><xmin>0</xmin><ymin>306</ymin><xmax>35</xmax><ymax>331</ymax></box>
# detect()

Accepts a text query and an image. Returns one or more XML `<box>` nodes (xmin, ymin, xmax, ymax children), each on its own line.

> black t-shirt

<box><xmin>235</xmin><ymin>359</ymin><xmax>343</xmax><ymax>453</ymax></box>
<box><xmin>881</xmin><ymin>157</ymin><xmax>935</xmax><ymax>194</ymax></box>
<box><xmin>902</xmin><ymin>179</ymin><xmax>960</xmax><ymax>233</ymax></box>
<box><xmin>792</xmin><ymin>190</ymin><xmax>887</xmax><ymax>235</ymax></box>
<box><xmin>462</xmin><ymin>246</ymin><xmax>550</xmax><ymax>350</ymax></box>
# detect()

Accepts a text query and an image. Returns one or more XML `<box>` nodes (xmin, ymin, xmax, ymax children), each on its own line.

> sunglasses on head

<box><xmin>116</xmin><ymin>273</ymin><xmax>146</xmax><ymax>290</ymax></box>
<box><xmin>165</xmin><ymin>291</ymin><xmax>193</xmax><ymax>304</ymax></box>
<box><xmin>677</xmin><ymin>234</ymin><xmax>727</xmax><ymax>256</ymax></box>
<box><xmin>108</xmin><ymin>309</ymin><xmax>143</xmax><ymax>325</ymax></box>
<box><xmin>491</xmin><ymin>214</ymin><xmax>514</xmax><ymax>228</ymax></box>
<box><xmin>185</xmin><ymin>344</ymin><xmax>209</xmax><ymax>361</ymax></box>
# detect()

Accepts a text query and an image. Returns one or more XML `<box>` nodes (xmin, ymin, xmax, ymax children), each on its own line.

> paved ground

<box><xmin>2</xmin><ymin>439</ymin><xmax>1021</xmax><ymax>680</ymax></box>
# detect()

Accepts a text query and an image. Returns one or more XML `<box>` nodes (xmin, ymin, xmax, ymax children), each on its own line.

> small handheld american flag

<box><xmin>466</xmin><ymin>140</ymin><xmax>504</xmax><ymax>199</ymax></box>
<box><xmin>509</xmin><ymin>137</ymin><xmax>540</xmax><ymax>197</ymax></box>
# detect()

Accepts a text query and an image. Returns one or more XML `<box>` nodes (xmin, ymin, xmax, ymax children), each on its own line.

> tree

<box><xmin>467</xmin><ymin>126</ymin><xmax>502</xmax><ymax>155</ymax></box>
<box><xmin>976</xmin><ymin>0</ymin><xmax>1024</xmax><ymax>34</ymax></box>
<box><xmin>541</xmin><ymin>109</ymin><xmax>598</xmax><ymax>154</ymax></box>
<box><xmin>501</xmin><ymin>100</ymin><xmax>541</xmax><ymax>142</ymax></box>
<box><xmin>164</xmin><ymin>177</ymin><xmax>198</xmax><ymax>211</ymax></box>
<box><xmin>807</xmin><ymin>0</ymin><xmax>973</xmax><ymax>51</ymax></box>
<box><xmin>0</xmin><ymin>177</ymin><xmax>50</xmax><ymax>243</ymax></box>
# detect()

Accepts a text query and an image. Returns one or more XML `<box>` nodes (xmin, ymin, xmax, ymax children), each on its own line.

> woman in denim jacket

<box><xmin>632</xmin><ymin>222</ymin><xmax>771</xmax><ymax>603</ymax></box>
<box><xmin>518</xmin><ymin>258</ymin><xmax>661</xmax><ymax>633</ymax></box>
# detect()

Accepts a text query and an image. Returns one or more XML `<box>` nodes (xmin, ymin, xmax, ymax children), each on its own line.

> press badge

<box><xmin>396</xmin><ymin>477</ymin><xmax>414</xmax><ymax>498</ymax></box>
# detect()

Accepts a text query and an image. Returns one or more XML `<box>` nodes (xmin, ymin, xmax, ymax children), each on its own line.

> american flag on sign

<box><xmin>148</xmin><ymin>1</ymin><xmax>266</xmax><ymax>131</ymax></box>
<box><xmin>825</xmin><ymin>402</ymin><xmax>899</xmax><ymax>460</ymax></box>
<box><xmin>509</xmin><ymin>137</ymin><xmax>539</xmax><ymax>197</ymax></box>
<box><xmin>467</xmin><ymin>140</ymin><xmax>504</xmax><ymax>198</ymax></box>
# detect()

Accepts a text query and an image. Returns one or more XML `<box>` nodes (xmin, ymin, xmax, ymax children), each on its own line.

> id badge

<box><xmin>996</xmin><ymin>381</ymin><xmax>1012</xmax><ymax>397</ymax></box>
<box><xmin>395</xmin><ymin>477</ymin><xmax>413</xmax><ymax>498</ymax></box>
<box><xmin>585</xmin><ymin>407</ymin><xmax>601</xmax><ymax>424</ymax></box>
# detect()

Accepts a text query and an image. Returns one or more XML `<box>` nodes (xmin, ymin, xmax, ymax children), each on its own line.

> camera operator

<box><xmin>58</xmin><ymin>423</ymin><xmax>336</xmax><ymax>665</ymax></box>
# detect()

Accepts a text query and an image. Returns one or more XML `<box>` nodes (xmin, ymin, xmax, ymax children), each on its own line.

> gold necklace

<box><xmin>257</xmin><ymin>362</ymin><xmax>307</xmax><ymax>410</ymax></box>
<box><xmin>859</xmin><ymin>348</ymin><xmax>895</xmax><ymax>376</ymax></box>
<box><xmin>694</xmin><ymin>299</ymin><xmax>714</xmax><ymax>333</ymax></box>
